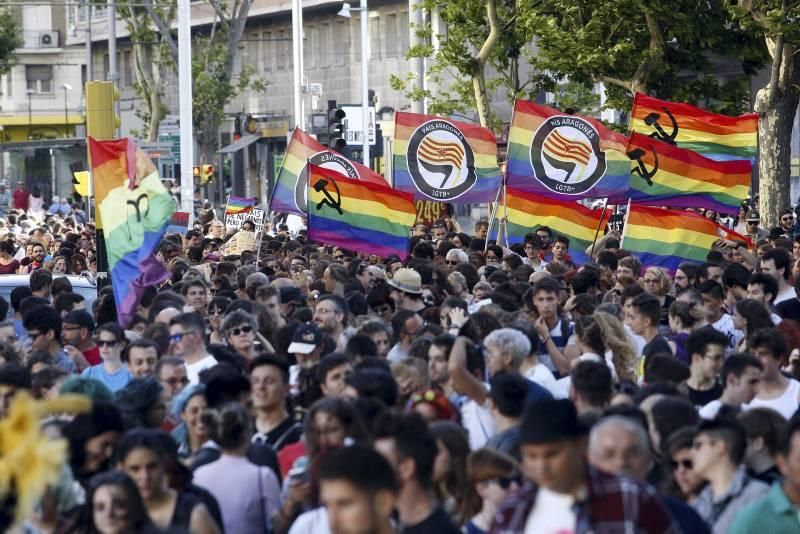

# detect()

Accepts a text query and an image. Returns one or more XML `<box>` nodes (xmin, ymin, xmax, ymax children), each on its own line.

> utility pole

<box><xmin>178</xmin><ymin>0</ymin><xmax>194</xmax><ymax>221</ymax></box>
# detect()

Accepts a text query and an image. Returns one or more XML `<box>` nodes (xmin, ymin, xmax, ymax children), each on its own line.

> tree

<box><xmin>0</xmin><ymin>8</ymin><xmax>21</xmax><ymax>75</ymax></box>
<box><xmin>118</xmin><ymin>0</ymin><xmax>174</xmax><ymax>141</ymax></box>
<box><xmin>731</xmin><ymin>1</ymin><xmax>800</xmax><ymax>226</ymax></box>
<box><xmin>391</xmin><ymin>0</ymin><xmax>539</xmax><ymax>130</ymax></box>
<box><xmin>138</xmin><ymin>0</ymin><xmax>266</xmax><ymax>160</ymax></box>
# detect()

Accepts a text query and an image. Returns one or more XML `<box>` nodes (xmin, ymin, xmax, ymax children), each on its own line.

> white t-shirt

<box><xmin>289</xmin><ymin>507</ymin><xmax>329</xmax><ymax>534</ymax></box>
<box><xmin>699</xmin><ymin>399</ymin><xmax>724</xmax><ymax>419</ymax></box>
<box><xmin>524</xmin><ymin>364</ymin><xmax>561</xmax><ymax>398</ymax></box>
<box><xmin>524</xmin><ymin>487</ymin><xmax>576</xmax><ymax>533</ymax></box>
<box><xmin>185</xmin><ymin>354</ymin><xmax>218</xmax><ymax>385</ymax></box>
<box><xmin>461</xmin><ymin>385</ymin><xmax>496</xmax><ymax>450</ymax></box>
<box><xmin>711</xmin><ymin>314</ymin><xmax>744</xmax><ymax>350</ymax></box>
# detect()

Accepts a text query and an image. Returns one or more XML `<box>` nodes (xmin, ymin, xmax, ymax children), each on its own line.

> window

<box><xmin>385</xmin><ymin>14</ymin><xmax>398</xmax><ymax>58</ymax></box>
<box><xmin>399</xmin><ymin>11</ymin><xmax>410</xmax><ymax>56</ymax></box>
<box><xmin>263</xmin><ymin>31</ymin><xmax>273</xmax><ymax>73</ymax></box>
<box><xmin>122</xmin><ymin>50</ymin><xmax>132</xmax><ymax>87</ymax></box>
<box><xmin>318</xmin><ymin>23</ymin><xmax>329</xmax><ymax>68</ymax></box>
<box><xmin>304</xmin><ymin>26</ymin><xmax>314</xmax><ymax>69</ymax></box>
<box><xmin>276</xmin><ymin>29</ymin><xmax>286</xmax><ymax>70</ymax></box>
<box><xmin>369</xmin><ymin>13</ymin><xmax>381</xmax><ymax>61</ymax></box>
<box><xmin>26</xmin><ymin>65</ymin><xmax>53</xmax><ymax>94</ymax></box>
<box><xmin>334</xmin><ymin>20</ymin><xmax>348</xmax><ymax>66</ymax></box>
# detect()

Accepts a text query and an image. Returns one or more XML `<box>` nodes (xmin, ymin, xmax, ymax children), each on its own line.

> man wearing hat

<box><xmin>744</xmin><ymin>209</ymin><xmax>767</xmax><ymax>242</ymax></box>
<box><xmin>491</xmin><ymin>399</ymin><xmax>679</xmax><ymax>533</ymax></box>
<box><xmin>387</xmin><ymin>268</ymin><xmax>425</xmax><ymax>313</ymax></box>
<box><xmin>287</xmin><ymin>322</ymin><xmax>326</xmax><ymax>395</ymax></box>
<box><xmin>61</xmin><ymin>310</ymin><xmax>100</xmax><ymax>366</ymax></box>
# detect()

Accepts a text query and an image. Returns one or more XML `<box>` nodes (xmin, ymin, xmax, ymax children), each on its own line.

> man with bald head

<box><xmin>588</xmin><ymin>415</ymin><xmax>709</xmax><ymax>533</ymax></box>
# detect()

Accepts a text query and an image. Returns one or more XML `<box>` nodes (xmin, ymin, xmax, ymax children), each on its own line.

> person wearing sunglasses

<box><xmin>80</xmin><ymin>323</ymin><xmax>132</xmax><ymax>393</ymax></box>
<box><xmin>169</xmin><ymin>313</ymin><xmax>217</xmax><ymax>385</ymax></box>
<box><xmin>463</xmin><ymin>448</ymin><xmax>521</xmax><ymax>534</ymax></box>
<box><xmin>222</xmin><ymin>309</ymin><xmax>259</xmax><ymax>360</ymax></box>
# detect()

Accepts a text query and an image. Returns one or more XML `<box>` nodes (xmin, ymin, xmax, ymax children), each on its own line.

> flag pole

<box><xmin>485</xmin><ymin>184</ymin><xmax>503</xmax><ymax>253</ymax></box>
<box><xmin>619</xmin><ymin>199</ymin><xmax>633</xmax><ymax>250</ymax></box>
<box><xmin>305</xmin><ymin>158</ymin><xmax>311</xmax><ymax>263</ymax></box>
<box><xmin>589</xmin><ymin>198</ymin><xmax>609</xmax><ymax>259</ymax></box>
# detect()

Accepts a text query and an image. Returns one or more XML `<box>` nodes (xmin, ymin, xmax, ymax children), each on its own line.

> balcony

<box><xmin>19</xmin><ymin>30</ymin><xmax>61</xmax><ymax>51</ymax></box>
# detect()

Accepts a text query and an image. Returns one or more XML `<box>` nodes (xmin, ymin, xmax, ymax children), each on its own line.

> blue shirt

<box><xmin>81</xmin><ymin>363</ymin><xmax>132</xmax><ymax>392</ymax></box>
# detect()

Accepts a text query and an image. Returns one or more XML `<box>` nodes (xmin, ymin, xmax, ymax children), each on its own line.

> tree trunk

<box><xmin>472</xmin><ymin>64</ymin><xmax>491</xmax><ymax>128</ymax></box>
<box><xmin>146</xmin><ymin>49</ymin><xmax>163</xmax><ymax>142</ymax></box>
<box><xmin>755</xmin><ymin>88</ymin><xmax>798</xmax><ymax>227</ymax></box>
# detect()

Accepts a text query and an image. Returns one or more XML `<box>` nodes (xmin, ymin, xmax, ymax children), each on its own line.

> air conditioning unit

<box><xmin>39</xmin><ymin>31</ymin><xmax>59</xmax><ymax>48</ymax></box>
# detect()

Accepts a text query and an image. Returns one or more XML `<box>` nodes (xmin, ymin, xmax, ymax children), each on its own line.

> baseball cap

<box><xmin>745</xmin><ymin>210</ymin><xmax>760</xmax><ymax>223</ymax></box>
<box><xmin>288</xmin><ymin>323</ymin><xmax>322</xmax><ymax>355</ymax></box>
<box><xmin>63</xmin><ymin>309</ymin><xmax>95</xmax><ymax>333</ymax></box>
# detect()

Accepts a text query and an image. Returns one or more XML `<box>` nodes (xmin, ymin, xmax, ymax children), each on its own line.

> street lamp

<box><xmin>26</xmin><ymin>88</ymin><xmax>35</xmax><ymax>140</ymax></box>
<box><xmin>337</xmin><ymin>1</ymin><xmax>370</xmax><ymax>167</ymax></box>
<box><xmin>62</xmin><ymin>83</ymin><xmax>72</xmax><ymax>138</ymax></box>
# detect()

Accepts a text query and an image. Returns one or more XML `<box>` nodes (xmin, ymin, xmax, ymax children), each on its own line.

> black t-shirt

<box><xmin>687</xmin><ymin>382</ymin><xmax>723</xmax><ymax>408</ymax></box>
<box><xmin>401</xmin><ymin>506</ymin><xmax>460</xmax><ymax>534</ymax></box>
<box><xmin>254</xmin><ymin>416</ymin><xmax>303</xmax><ymax>452</ymax></box>
<box><xmin>643</xmin><ymin>335</ymin><xmax>673</xmax><ymax>359</ymax></box>
<box><xmin>776</xmin><ymin>299</ymin><xmax>800</xmax><ymax>322</ymax></box>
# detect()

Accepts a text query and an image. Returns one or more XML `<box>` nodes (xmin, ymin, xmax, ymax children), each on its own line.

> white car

<box><xmin>0</xmin><ymin>273</ymin><xmax>98</xmax><ymax>318</ymax></box>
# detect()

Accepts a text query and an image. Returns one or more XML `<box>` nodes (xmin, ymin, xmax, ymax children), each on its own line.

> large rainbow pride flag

<box><xmin>89</xmin><ymin>137</ymin><xmax>175</xmax><ymax>327</ymax></box>
<box><xmin>307</xmin><ymin>164</ymin><xmax>416</xmax><ymax>259</ymax></box>
<box><xmin>626</xmin><ymin>132</ymin><xmax>751</xmax><ymax>215</ymax></box>
<box><xmin>506</xmin><ymin>99</ymin><xmax>630</xmax><ymax>202</ymax></box>
<box><xmin>392</xmin><ymin>111</ymin><xmax>502</xmax><ymax>203</ymax></box>
<box><xmin>622</xmin><ymin>204</ymin><xmax>749</xmax><ymax>273</ymax></box>
<box><xmin>629</xmin><ymin>93</ymin><xmax>758</xmax><ymax>162</ymax></box>
<box><xmin>503</xmin><ymin>188</ymin><xmax>611</xmax><ymax>266</ymax></box>
<box><xmin>271</xmin><ymin>128</ymin><xmax>387</xmax><ymax>216</ymax></box>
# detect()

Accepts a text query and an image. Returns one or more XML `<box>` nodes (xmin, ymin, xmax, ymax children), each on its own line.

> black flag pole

<box><xmin>589</xmin><ymin>198</ymin><xmax>609</xmax><ymax>259</ymax></box>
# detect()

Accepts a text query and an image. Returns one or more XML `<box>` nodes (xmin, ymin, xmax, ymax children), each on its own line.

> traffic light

<box><xmin>193</xmin><ymin>166</ymin><xmax>201</xmax><ymax>181</ymax></box>
<box><xmin>200</xmin><ymin>164</ymin><xmax>215</xmax><ymax>184</ymax></box>
<box><xmin>85</xmin><ymin>81</ymin><xmax>120</xmax><ymax>140</ymax></box>
<box><xmin>327</xmin><ymin>100</ymin><xmax>347</xmax><ymax>153</ymax></box>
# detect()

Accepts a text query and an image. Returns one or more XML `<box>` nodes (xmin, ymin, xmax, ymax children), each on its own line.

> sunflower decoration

<box><xmin>0</xmin><ymin>392</ymin><xmax>91</xmax><ymax>529</ymax></box>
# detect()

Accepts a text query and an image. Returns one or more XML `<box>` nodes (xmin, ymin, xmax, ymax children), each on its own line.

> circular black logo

<box><xmin>530</xmin><ymin>116</ymin><xmax>607</xmax><ymax>196</ymax></box>
<box><xmin>407</xmin><ymin>120</ymin><xmax>477</xmax><ymax>201</ymax></box>
<box><xmin>295</xmin><ymin>151</ymin><xmax>358</xmax><ymax>212</ymax></box>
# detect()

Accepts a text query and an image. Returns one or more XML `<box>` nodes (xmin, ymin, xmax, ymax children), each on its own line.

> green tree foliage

<box><xmin>0</xmin><ymin>8</ymin><xmax>22</xmax><ymax>76</ymax></box>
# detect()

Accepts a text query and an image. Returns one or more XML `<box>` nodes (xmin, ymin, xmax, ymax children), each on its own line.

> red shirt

<box><xmin>82</xmin><ymin>346</ymin><xmax>101</xmax><ymax>366</ymax></box>
<box><xmin>12</xmin><ymin>190</ymin><xmax>28</xmax><ymax>210</ymax></box>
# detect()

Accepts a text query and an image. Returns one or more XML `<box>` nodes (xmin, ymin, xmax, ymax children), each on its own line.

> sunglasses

<box><xmin>229</xmin><ymin>326</ymin><xmax>254</xmax><ymax>336</ymax></box>
<box><xmin>207</xmin><ymin>307</ymin><xmax>224</xmax><ymax>316</ymax></box>
<box><xmin>96</xmin><ymin>339</ymin><xmax>119</xmax><ymax>348</ymax></box>
<box><xmin>446</xmin><ymin>260</ymin><xmax>459</xmax><ymax>265</ymax></box>
<box><xmin>169</xmin><ymin>331</ymin><xmax>195</xmax><ymax>343</ymax></box>
<box><xmin>491</xmin><ymin>475</ymin><xmax>522</xmax><ymax>489</ymax></box>
<box><xmin>670</xmin><ymin>459</ymin><xmax>693</xmax><ymax>471</ymax></box>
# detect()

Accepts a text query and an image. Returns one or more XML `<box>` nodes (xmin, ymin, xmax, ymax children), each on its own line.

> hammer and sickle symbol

<box><xmin>643</xmin><ymin>107</ymin><xmax>679</xmax><ymax>145</ymax></box>
<box><xmin>313</xmin><ymin>177</ymin><xmax>343</xmax><ymax>215</ymax></box>
<box><xmin>626</xmin><ymin>146</ymin><xmax>660</xmax><ymax>187</ymax></box>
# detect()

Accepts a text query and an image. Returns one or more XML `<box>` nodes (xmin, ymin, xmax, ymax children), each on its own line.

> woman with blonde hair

<box><xmin>591</xmin><ymin>311</ymin><xmax>637</xmax><ymax>382</ymax></box>
<box><xmin>461</xmin><ymin>448</ymin><xmax>521</xmax><ymax>533</ymax></box>
<box><xmin>642</xmin><ymin>266</ymin><xmax>674</xmax><ymax>335</ymax></box>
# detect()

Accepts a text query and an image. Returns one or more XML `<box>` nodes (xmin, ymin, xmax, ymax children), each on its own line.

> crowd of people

<box><xmin>2</xmin><ymin>189</ymin><xmax>800</xmax><ymax>533</ymax></box>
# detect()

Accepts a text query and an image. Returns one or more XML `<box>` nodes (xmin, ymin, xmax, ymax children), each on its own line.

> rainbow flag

<box><xmin>89</xmin><ymin>137</ymin><xmax>175</xmax><ymax>327</ymax></box>
<box><xmin>622</xmin><ymin>204</ymin><xmax>748</xmax><ymax>273</ymax></box>
<box><xmin>225</xmin><ymin>195</ymin><xmax>256</xmax><ymax>215</ymax></box>
<box><xmin>307</xmin><ymin>164</ymin><xmax>416</xmax><ymax>259</ymax></box>
<box><xmin>271</xmin><ymin>128</ymin><xmax>388</xmax><ymax>216</ymax></box>
<box><xmin>392</xmin><ymin>111</ymin><xmax>502</xmax><ymax>203</ymax></box>
<box><xmin>503</xmin><ymin>188</ymin><xmax>611</xmax><ymax>266</ymax></box>
<box><xmin>626</xmin><ymin>132</ymin><xmax>751</xmax><ymax>215</ymax></box>
<box><xmin>629</xmin><ymin>93</ymin><xmax>758</xmax><ymax>161</ymax></box>
<box><xmin>506</xmin><ymin>99</ymin><xmax>630</xmax><ymax>202</ymax></box>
